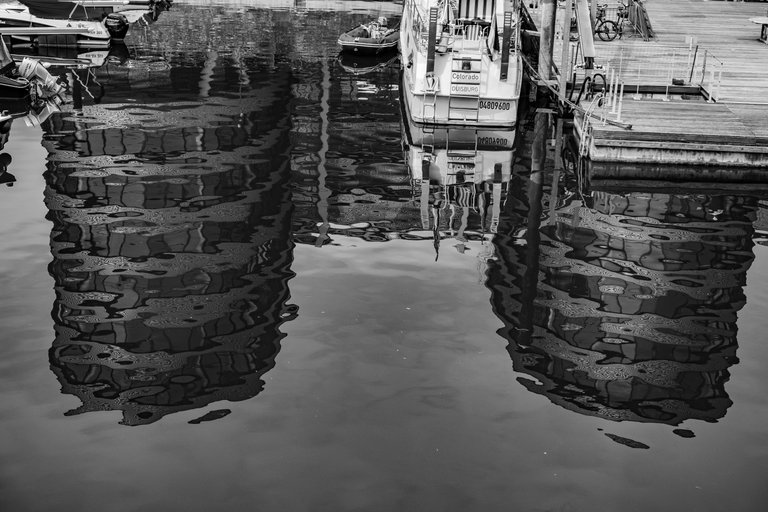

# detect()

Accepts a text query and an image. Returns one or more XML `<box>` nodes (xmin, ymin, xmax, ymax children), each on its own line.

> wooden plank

<box><xmin>591</xmin><ymin>140</ymin><xmax>768</xmax><ymax>154</ymax></box>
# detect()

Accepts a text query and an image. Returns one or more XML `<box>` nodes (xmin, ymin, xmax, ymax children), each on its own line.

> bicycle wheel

<box><xmin>596</xmin><ymin>20</ymin><xmax>618</xmax><ymax>41</ymax></box>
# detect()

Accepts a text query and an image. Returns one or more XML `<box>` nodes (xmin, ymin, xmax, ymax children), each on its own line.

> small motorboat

<box><xmin>0</xmin><ymin>2</ymin><xmax>129</xmax><ymax>47</ymax></box>
<box><xmin>17</xmin><ymin>0</ymin><xmax>170</xmax><ymax>24</ymax></box>
<box><xmin>338</xmin><ymin>16</ymin><xmax>399</xmax><ymax>55</ymax></box>
<box><xmin>17</xmin><ymin>0</ymin><xmax>169</xmax><ymax>20</ymax></box>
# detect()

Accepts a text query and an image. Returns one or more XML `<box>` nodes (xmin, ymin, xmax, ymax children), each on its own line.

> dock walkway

<box><xmin>527</xmin><ymin>0</ymin><xmax>768</xmax><ymax>174</ymax></box>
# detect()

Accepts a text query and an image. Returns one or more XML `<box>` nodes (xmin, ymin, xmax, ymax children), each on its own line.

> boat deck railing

<box><xmin>412</xmin><ymin>16</ymin><xmax>520</xmax><ymax>55</ymax></box>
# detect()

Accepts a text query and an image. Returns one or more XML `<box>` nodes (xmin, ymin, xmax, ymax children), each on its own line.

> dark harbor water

<box><xmin>1</xmin><ymin>1</ymin><xmax>768</xmax><ymax>511</ymax></box>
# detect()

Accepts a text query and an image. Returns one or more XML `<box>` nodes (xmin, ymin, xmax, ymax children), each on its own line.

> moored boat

<box><xmin>399</xmin><ymin>0</ymin><xmax>523</xmax><ymax>128</ymax></box>
<box><xmin>17</xmin><ymin>0</ymin><xmax>171</xmax><ymax>24</ymax></box>
<box><xmin>0</xmin><ymin>2</ymin><xmax>130</xmax><ymax>47</ymax></box>
<box><xmin>18</xmin><ymin>0</ymin><xmax>169</xmax><ymax>19</ymax></box>
<box><xmin>338</xmin><ymin>16</ymin><xmax>399</xmax><ymax>54</ymax></box>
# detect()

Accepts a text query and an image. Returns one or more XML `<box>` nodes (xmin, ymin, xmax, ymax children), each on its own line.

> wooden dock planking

<box><xmin>608</xmin><ymin>0</ymin><xmax>768</xmax><ymax>104</ymax></box>
<box><xmin>587</xmin><ymin>101</ymin><xmax>759</xmax><ymax>145</ymax></box>
<box><xmin>562</xmin><ymin>0</ymin><xmax>768</xmax><ymax>169</ymax></box>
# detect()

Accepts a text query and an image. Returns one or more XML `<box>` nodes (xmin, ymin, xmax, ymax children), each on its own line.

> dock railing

<box><xmin>690</xmin><ymin>47</ymin><xmax>724</xmax><ymax>103</ymax></box>
<box><xmin>572</xmin><ymin>41</ymin><xmax>725</xmax><ymax>105</ymax></box>
<box><xmin>571</xmin><ymin>41</ymin><xmax>727</xmax><ymax>135</ymax></box>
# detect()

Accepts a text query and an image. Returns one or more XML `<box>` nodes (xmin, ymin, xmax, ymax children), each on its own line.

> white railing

<box><xmin>571</xmin><ymin>41</ymin><xmax>725</xmax><ymax>116</ymax></box>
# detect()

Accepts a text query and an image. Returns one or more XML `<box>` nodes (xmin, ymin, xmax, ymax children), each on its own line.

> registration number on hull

<box><xmin>479</xmin><ymin>100</ymin><xmax>512</xmax><ymax>111</ymax></box>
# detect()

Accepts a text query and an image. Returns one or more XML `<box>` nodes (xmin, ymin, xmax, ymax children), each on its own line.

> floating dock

<box><xmin>525</xmin><ymin>0</ymin><xmax>768</xmax><ymax>177</ymax></box>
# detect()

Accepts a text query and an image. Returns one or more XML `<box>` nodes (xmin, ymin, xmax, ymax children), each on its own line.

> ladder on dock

<box><xmin>448</xmin><ymin>52</ymin><xmax>482</xmax><ymax>123</ymax></box>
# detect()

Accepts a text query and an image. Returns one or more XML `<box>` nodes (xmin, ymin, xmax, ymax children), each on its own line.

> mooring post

<box><xmin>539</xmin><ymin>0</ymin><xmax>558</xmax><ymax>81</ymax></box>
<box><xmin>559</xmin><ymin>0</ymin><xmax>573</xmax><ymax>103</ymax></box>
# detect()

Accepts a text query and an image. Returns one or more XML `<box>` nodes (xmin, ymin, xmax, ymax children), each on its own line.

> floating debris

<box><xmin>605</xmin><ymin>433</ymin><xmax>650</xmax><ymax>449</ymax></box>
<box><xmin>673</xmin><ymin>429</ymin><xmax>696</xmax><ymax>439</ymax></box>
<box><xmin>188</xmin><ymin>409</ymin><xmax>232</xmax><ymax>424</ymax></box>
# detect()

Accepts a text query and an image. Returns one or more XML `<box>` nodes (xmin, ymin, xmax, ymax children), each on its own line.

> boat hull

<box><xmin>338</xmin><ymin>24</ymin><xmax>399</xmax><ymax>55</ymax></box>
<box><xmin>401</xmin><ymin>69</ymin><xmax>519</xmax><ymax>129</ymax></box>
<box><xmin>0</xmin><ymin>6</ymin><xmax>114</xmax><ymax>48</ymax></box>
<box><xmin>399</xmin><ymin>0</ymin><xmax>522</xmax><ymax>129</ymax></box>
<box><xmin>338</xmin><ymin>38</ymin><xmax>398</xmax><ymax>55</ymax></box>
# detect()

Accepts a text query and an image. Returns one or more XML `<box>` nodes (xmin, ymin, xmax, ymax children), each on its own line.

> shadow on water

<box><xmin>489</xmin><ymin>106</ymin><xmax>759</xmax><ymax>425</ymax></box>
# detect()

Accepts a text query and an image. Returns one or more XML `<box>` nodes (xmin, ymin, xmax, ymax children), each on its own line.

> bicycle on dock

<box><xmin>594</xmin><ymin>1</ymin><xmax>630</xmax><ymax>41</ymax></box>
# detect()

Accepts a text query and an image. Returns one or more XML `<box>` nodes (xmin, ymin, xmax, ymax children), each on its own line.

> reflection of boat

<box><xmin>0</xmin><ymin>94</ymin><xmax>62</xmax><ymax>124</ymax></box>
<box><xmin>399</xmin><ymin>0</ymin><xmax>523</xmax><ymax>128</ymax></box>
<box><xmin>402</xmin><ymin>111</ymin><xmax>515</xmax><ymax>255</ymax></box>
<box><xmin>10</xmin><ymin>40</ymin><xmax>129</xmax><ymax>69</ymax></box>
<box><xmin>0</xmin><ymin>34</ymin><xmax>62</xmax><ymax>98</ymax></box>
<box><xmin>337</xmin><ymin>50</ymin><xmax>398</xmax><ymax>76</ymax></box>
<box><xmin>338</xmin><ymin>16</ymin><xmax>399</xmax><ymax>54</ymax></box>
<box><xmin>0</xmin><ymin>2</ymin><xmax>129</xmax><ymax>47</ymax></box>
<box><xmin>0</xmin><ymin>94</ymin><xmax>62</xmax><ymax>188</ymax></box>
<box><xmin>0</xmin><ymin>152</ymin><xmax>13</xmax><ymax>187</ymax></box>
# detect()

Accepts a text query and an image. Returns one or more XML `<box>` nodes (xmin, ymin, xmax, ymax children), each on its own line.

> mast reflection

<box><xmin>43</xmin><ymin>64</ymin><xmax>297</xmax><ymax>426</ymax></box>
<box><xmin>490</xmin><ymin>127</ymin><xmax>756</xmax><ymax>423</ymax></box>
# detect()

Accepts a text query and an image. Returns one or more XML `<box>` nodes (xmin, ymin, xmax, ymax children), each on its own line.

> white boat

<box><xmin>0</xmin><ymin>2</ymin><xmax>130</xmax><ymax>48</ymax></box>
<box><xmin>399</xmin><ymin>0</ymin><xmax>523</xmax><ymax>129</ymax></box>
<box><xmin>17</xmin><ymin>0</ymin><xmax>171</xmax><ymax>24</ymax></box>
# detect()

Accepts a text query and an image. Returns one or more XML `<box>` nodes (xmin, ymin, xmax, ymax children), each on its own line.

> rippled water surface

<box><xmin>1</xmin><ymin>2</ymin><xmax>768</xmax><ymax>511</ymax></box>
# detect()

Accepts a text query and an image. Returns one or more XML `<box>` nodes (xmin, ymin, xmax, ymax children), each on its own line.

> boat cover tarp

<box><xmin>457</xmin><ymin>0</ymin><xmax>495</xmax><ymax>21</ymax></box>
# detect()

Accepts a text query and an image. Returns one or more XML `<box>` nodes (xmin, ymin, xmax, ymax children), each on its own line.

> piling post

<box><xmin>539</xmin><ymin>0</ymin><xmax>558</xmax><ymax>81</ymax></box>
<box><xmin>559</xmin><ymin>0</ymin><xmax>573</xmax><ymax>103</ymax></box>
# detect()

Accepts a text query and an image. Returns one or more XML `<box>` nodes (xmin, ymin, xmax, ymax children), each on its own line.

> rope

<box><xmin>520</xmin><ymin>52</ymin><xmax>632</xmax><ymax>130</ymax></box>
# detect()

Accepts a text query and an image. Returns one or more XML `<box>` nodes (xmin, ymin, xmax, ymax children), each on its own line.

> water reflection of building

<box><xmin>490</xmin><ymin>177</ymin><xmax>757</xmax><ymax>424</ymax></box>
<box><xmin>44</xmin><ymin>64</ymin><xmax>297</xmax><ymax>426</ymax></box>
